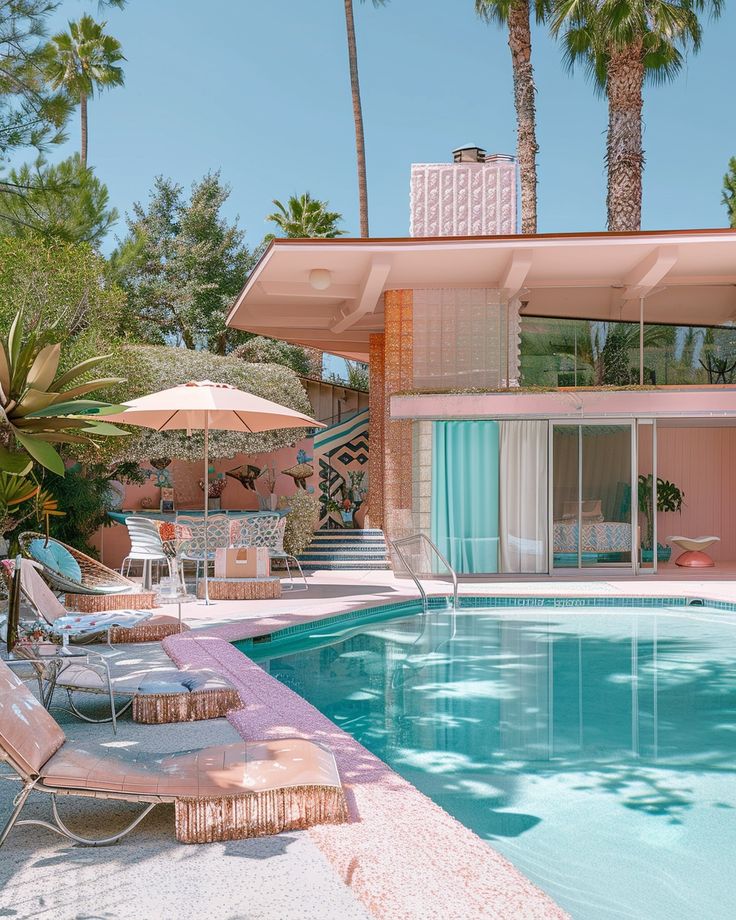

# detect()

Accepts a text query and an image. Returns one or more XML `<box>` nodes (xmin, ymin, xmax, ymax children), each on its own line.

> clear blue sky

<box><xmin>46</xmin><ymin>0</ymin><xmax>736</xmax><ymax>251</ymax></box>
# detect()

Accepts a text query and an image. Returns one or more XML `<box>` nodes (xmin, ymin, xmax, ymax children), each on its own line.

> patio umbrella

<box><xmin>98</xmin><ymin>380</ymin><xmax>321</xmax><ymax>603</ymax></box>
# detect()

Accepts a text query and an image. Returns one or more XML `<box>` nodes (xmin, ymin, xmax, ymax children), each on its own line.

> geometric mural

<box><xmin>313</xmin><ymin>409</ymin><xmax>370</xmax><ymax>528</ymax></box>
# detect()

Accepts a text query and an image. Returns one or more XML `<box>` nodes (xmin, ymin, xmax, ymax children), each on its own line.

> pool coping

<box><xmin>163</xmin><ymin>591</ymin><xmax>736</xmax><ymax>920</ymax></box>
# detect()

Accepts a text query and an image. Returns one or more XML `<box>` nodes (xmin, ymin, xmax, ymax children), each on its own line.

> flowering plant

<box><xmin>18</xmin><ymin>620</ymin><xmax>60</xmax><ymax>646</ymax></box>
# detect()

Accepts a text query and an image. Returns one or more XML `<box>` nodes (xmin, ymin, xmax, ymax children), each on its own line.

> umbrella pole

<box><xmin>201</xmin><ymin>418</ymin><xmax>213</xmax><ymax>605</ymax></box>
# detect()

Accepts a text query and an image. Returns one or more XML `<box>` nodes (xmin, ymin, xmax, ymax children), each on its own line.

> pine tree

<box><xmin>111</xmin><ymin>173</ymin><xmax>254</xmax><ymax>354</ymax></box>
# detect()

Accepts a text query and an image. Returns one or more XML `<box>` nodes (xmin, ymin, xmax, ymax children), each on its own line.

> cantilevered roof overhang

<box><xmin>226</xmin><ymin>228</ymin><xmax>736</xmax><ymax>362</ymax></box>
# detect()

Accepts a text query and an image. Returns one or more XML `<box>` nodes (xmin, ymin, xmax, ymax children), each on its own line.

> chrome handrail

<box><xmin>391</xmin><ymin>533</ymin><xmax>458</xmax><ymax>612</ymax></box>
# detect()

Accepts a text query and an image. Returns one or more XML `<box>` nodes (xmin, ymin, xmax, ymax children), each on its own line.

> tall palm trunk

<box><xmin>605</xmin><ymin>41</ymin><xmax>644</xmax><ymax>231</ymax></box>
<box><xmin>344</xmin><ymin>0</ymin><xmax>369</xmax><ymax>237</ymax></box>
<box><xmin>80</xmin><ymin>92</ymin><xmax>88</xmax><ymax>167</ymax></box>
<box><xmin>507</xmin><ymin>0</ymin><xmax>538</xmax><ymax>234</ymax></box>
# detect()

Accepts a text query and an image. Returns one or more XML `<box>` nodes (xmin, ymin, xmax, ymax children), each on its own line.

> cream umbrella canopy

<box><xmin>98</xmin><ymin>380</ymin><xmax>322</xmax><ymax>604</ymax></box>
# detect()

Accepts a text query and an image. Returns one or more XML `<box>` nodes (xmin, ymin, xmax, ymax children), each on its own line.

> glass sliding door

<box><xmin>551</xmin><ymin>421</ymin><xmax>636</xmax><ymax>572</ymax></box>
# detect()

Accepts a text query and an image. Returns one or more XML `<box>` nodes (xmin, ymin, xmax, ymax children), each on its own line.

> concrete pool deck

<box><xmin>4</xmin><ymin>567</ymin><xmax>736</xmax><ymax>919</ymax></box>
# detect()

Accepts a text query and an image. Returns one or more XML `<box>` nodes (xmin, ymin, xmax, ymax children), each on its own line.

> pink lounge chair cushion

<box><xmin>0</xmin><ymin>660</ymin><xmax>66</xmax><ymax>776</ymax></box>
<box><xmin>41</xmin><ymin>738</ymin><xmax>343</xmax><ymax>799</ymax></box>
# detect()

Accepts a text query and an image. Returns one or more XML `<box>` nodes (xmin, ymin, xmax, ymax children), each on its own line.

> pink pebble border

<box><xmin>163</xmin><ymin>604</ymin><xmax>569</xmax><ymax>920</ymax></box>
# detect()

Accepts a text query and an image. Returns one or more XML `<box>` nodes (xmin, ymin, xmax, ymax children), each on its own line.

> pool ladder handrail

<box><xmin>390</xmin><ymin>533</ymin><xmax>458</xmax><ymax>612</ymax></box>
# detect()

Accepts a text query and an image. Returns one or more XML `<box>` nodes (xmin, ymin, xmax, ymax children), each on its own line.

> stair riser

<box><xmin>300</xmin><ymin>563</ymin><xmax>391</xmax><ymax>571</ymax></box>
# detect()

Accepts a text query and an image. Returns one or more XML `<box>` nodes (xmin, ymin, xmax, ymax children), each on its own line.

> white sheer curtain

<box><xmin>499</xmin><ymin>420</ymin><xmax>549</xmax><ymax>573</ymax></box>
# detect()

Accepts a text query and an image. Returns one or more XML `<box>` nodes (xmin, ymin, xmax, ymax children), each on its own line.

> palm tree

<box><xmin>344</xmin><ymin>1</ymin><xmax>386</xmax><ymax>238</ymax></box>
<box><xmin>266</xmin><ymin>193</ymin><xmax>345</xmax><ymax>239</ymax></box>
<box><xmin>43</xmin><ymin>14</ymin><xmax>125</xmax><ymax>167</ymax></box>
<box><xmin>476</xmin><ymin>0</ymin><xmax>549</xmax><ymax>234</ymax></box>
<box><xmin>552</xmin><ymin>0</ymin><xmax>721</xmax><ymax>232</ymax></box>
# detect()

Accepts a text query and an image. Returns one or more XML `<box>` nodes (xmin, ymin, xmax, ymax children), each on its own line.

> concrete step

<box><xmin>300</xmin><ymin>560</ymin><xmax>392</xmax><ymax>571</ymax></box>
<box><xmin>299</xmin><ymin>552</ymin><xmax>390</xmax><ymax>562</ymax></box>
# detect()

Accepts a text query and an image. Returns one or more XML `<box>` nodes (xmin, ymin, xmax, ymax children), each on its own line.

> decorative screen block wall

<box><xmin>412</xmin><ymin>288</ymin><xmax>521</xmax><ymax>389</ymax></box>
<box><xmin>410</xmin><ymin>159</ymin><xmax>516</xmax><ymax>237</ymax></box>
<box><xmin>412</xmin><ymin>421</ymin><xmax>433</xmax><ymax>539</ymax></box>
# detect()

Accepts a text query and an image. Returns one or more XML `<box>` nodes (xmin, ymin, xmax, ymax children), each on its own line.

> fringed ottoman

<box><xmin>131</xmin><ymin>669</ymin><xmax>243</xmax><ymax>724</ymax></box>
<box><xmin>65</xmin><ymin>591</ymin><xmax>157</xmax><ymax>612</ymax></box>
<box><xmin>108</xmin><ymin>615</ymin><xmax>189</xmax><ymax>644</ymax></box>
<box><xmin>172</xmin><ymin>739</ymin><xmax>350</xmax><ymax>843</ymax></box>
<box><xmin>197</xmin><ymin>577</ymin><xmax>282</xmax><ymax>600</ymax></box>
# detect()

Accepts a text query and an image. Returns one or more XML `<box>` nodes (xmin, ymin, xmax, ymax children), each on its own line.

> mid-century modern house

<box><xmin>227</xmin><ymin>146</ymin><xmax>736</xmax><ymax>577</ymax></box>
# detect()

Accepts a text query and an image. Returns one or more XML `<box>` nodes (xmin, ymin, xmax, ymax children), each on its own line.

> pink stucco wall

<box><xmin>639</xmin><ymin>426</ymin><xmax>736</xmax><ymax>562</ymax></box>
<box><xmin>92</xmin><ymin>437</ymin><xmax>315</xmax><ymax>568</ymax></box>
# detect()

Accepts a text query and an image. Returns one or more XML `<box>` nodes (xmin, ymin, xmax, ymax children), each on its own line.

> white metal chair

<box><xmin>120</xmin><ymin>517</ymin><xmax>169</xmax><ymax>590</ymax></box>
<box><xmin>175</xmin><ymin>514</ymin><xmax>230</xmax><ymax>593</ymax></box>
<box><xmin>238</xmin><ymin>515</ymin><xmax>308</xmax><ymax>591</ymax></box>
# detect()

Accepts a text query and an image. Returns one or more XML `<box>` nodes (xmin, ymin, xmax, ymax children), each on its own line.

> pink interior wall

<box><xmin>92</xmin><ymin>437</ymin><xmax>315</xmax><ymax>568</ymax></box>
<box><xmin>638</xmin><ymin>426</ymin><xmax>736</xmax><ymax>562</ymax></box>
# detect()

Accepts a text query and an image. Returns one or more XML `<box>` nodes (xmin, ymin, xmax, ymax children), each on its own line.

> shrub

<box><xmin>279</xmin><ymin>490</ymin><xmax>319</xmax><ymax>557</ymax></box>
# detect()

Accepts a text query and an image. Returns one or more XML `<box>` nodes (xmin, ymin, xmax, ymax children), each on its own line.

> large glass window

<box><xmin>521</xmin><ymin>318</ymin><xmax>736</xmax><ymax>388</ymax></box>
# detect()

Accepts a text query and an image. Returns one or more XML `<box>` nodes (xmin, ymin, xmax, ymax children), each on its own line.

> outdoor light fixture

<box><xmin>309</xmin><ymin>268</ymin><xmax>331</xmax><ymax>290</ymax></box>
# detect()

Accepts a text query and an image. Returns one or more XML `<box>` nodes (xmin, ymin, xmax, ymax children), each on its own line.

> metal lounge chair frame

<box><xmin>0</xmin><ymin>658</ymin><xmax>349</xmax><ymax>847</ymax></box>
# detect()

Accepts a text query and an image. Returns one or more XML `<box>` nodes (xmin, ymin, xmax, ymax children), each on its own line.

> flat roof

<box><xmin>227</xmin><ymin>228</ymin><xmax>736</xmax><ymax>361</ymax></box>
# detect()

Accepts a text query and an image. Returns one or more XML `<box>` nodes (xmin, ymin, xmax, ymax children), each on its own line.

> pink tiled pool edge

<box><xmin>163</xmin><ymin>610</ymin><xmax>569</xmax><ymax>920</ymax></box>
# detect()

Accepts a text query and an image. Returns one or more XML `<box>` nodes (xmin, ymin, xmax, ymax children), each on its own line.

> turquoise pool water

<box><xmin>244</xmin><ymin>604</ymin><xmax>736</xmax><ymax>920</ymax></box>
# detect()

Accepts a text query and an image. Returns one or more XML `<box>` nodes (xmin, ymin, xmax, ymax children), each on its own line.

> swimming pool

<box><xmin>243</xmin><ymin>601</ymin><xmax>736</xmax><ymax>920</ymax></box>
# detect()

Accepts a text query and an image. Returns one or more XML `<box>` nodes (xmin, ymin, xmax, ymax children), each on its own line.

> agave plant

<box><xmin>0</xmin><ymin>473</ymin><xmax>40</xmax><ymax>536</ymax></box>
<box><xmin>0</xmin><ymin>309</ymin><xmax>127</xmax><ymax>476</ymax></box>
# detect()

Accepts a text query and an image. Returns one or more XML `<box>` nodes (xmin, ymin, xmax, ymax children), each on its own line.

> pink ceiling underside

<box><xmin>227</xmin><ymin>230</ymin><xmax>736</xmax><ymax>362</ymax></box>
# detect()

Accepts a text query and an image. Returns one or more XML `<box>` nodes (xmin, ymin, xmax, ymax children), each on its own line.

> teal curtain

<box><xmin>431</xmin><ymin>421</ymin><xmax>499</xmax><ymax>574</ymax></box>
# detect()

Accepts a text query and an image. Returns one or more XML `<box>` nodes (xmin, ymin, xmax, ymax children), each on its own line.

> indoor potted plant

<box><xmin>638</xmin><ymin>474</ymin><xmax>684</xmax><ymax>563</ymax></box>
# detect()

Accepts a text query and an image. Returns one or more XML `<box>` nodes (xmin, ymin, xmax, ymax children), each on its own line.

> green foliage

<box><xmin>266</xmin><ymin>193</ymin><xmax>345</xmax><ymax>239</ymax></box>
<box><xmin>91</xmin><ymin>344</ymin><xmax>314</xmax><ymax>465</ymax></box>
<box><xmin>722</xmin><ymin>157</ymin><xmax>736</xmax><ymax>228</ymax></box>
<box><xmin>110</xmin><ymin>173</ymin><xmax>254</xmax><ymax>353</ymax></box>
<box><xmin>327</xmin><ymin>359</ymin><xmax>369</xmax><ymax>391</ymax></box>
<box><xmin>0</xmin><ymin>307</ymin><xmax>127</xmax><ymax>475</ymax></box>
<box><xmin>0</xmin><ymin>472</ymin><xmax>39</xmax><ymax>536</ymax></box>
<box><xmin>38</xmin><ymin>462</ymin><xmax>138</xmax><ymax>554</ymax></box>
<box><xmin>43</xmin><ymin>14</ymin><xmax>124</xmax><ymax>102</ymax></box>
<box><xmin>0</xmin><ymin>236</ymin><xmax>128</xmax><ymax>369</ymax></box>
<box><xmin>0</xmin><ymin>154</ymin><xmax>117</xmax><ymax>245</ymax></box>
<box><xmin>551</xmin><ymin>0</ymin><xmax>720</xmax><ymax>92</ymax></box>
<box><xmin>233</xmin><ymin>336</ymin><xmax>321</xmax><ymax>377</ymax></box>
<box><xmin>0</xmin><ymin>1</ymin><xmax>72</xmax><ymax>163</ymax></box>
<box><xmin>279</xmin><ymin>489</ymin><xmax>319</xmax><ymax>556</ymax></box>
<box><xmin>638</xmin><ymin>474</ymin><xmax>684</xmax><ymax>550</ymax></box>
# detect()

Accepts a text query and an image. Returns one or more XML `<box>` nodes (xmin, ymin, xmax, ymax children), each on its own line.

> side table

<box><xmin>3</xmin><ymin>645</ymin><xmax>89</xmax><ymax>709</ymax></box>
<box><xmin>154</xmin><ymin>592</ymin><xmax>195</xmax><ymax>633</ymax></box>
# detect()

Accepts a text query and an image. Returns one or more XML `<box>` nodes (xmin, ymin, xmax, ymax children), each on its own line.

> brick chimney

<box><xmin>410</xmin><ymin>146</ymin><xmax>517</xmax><ymax>237</ymax></box>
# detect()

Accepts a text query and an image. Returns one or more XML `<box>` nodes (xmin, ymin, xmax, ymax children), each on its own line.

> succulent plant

<box><xmin>0</xmin><ymin>309</ymin><xmax>127</xmax><ymax>475</ymax></box>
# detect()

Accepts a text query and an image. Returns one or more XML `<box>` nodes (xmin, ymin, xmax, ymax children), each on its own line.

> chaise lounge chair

<box><xmin>0</xmin><ymin>658</ymin><xmax>349</xmax><ymax>847</ymax></box>
<box><xmin>14</xmin><ymin>559</ymin><xmax>183</xmax><ymax>644</ymax></box>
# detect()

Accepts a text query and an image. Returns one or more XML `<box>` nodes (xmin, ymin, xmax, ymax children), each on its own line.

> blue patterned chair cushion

<box><xmin>28</xmin><ymin>539</ymin><xmax>82</xmax><ymax>585</ymax></box>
